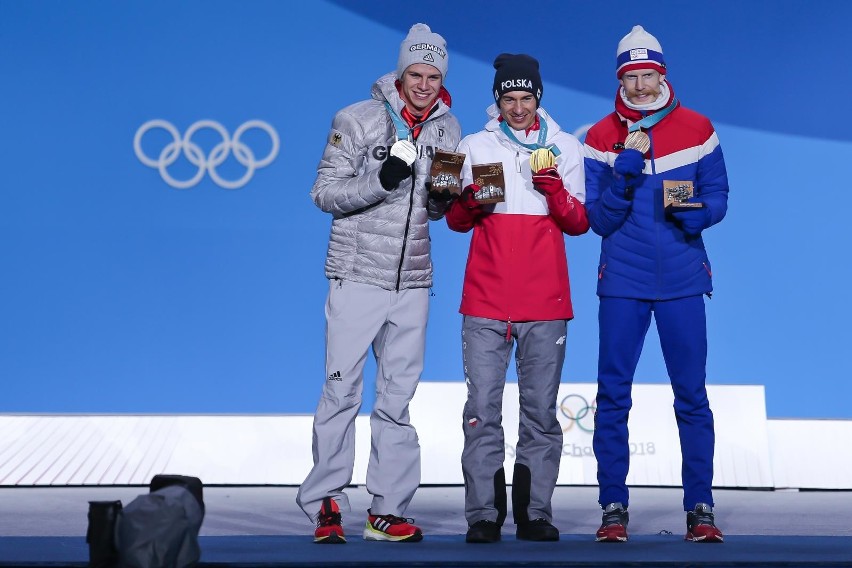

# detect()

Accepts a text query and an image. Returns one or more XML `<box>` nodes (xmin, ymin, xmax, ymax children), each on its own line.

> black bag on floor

<box><xmin>115</xmin><ymin>474</ymin><xmax>205</xmax><ymax>568</ymax></box>
<box><xmin>86</xmin><ymin>500</ymin><xmax>123</xmax><ymax>568</ymax></box>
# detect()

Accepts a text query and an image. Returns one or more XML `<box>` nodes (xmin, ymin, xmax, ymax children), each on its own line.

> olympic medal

<box><xmin>529</xmin><ymin>148</ymin><xmax>556</xmax><ymax>173</ymax></box>
<box><xmin>624</xmin><ymin>131</ymin><xmax>651</xmax><ymax>154</ymax></box>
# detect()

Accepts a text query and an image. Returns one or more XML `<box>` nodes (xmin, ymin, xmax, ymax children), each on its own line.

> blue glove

<box><xmin>614</xmin><ymin>148</ymin><xmax>645</xmax><ymax>178</ymax></box>
<box><xmin>611</xmin><ymin>174</ymin><xmax>633</xmax><ymax>200</ymax></box>
<box><xmin>610</xmin><ymin>149</ymin><xmax>645</xmax><ymax>200</ymax></box>
<box><xmin>671</xmin><ymin>202</ymin><xmax>712</xmax><ymax>236</ymax></box>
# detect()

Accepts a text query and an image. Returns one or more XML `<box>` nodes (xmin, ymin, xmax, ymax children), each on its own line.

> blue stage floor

<box><xmin>0</xmin><ymin>486</ymin><xmax>849</xmax><ymax>566</ymax></box>
<box><xmin>2</xmin><ymin>534</ymin><xmax>851</xmax><ymax>567</ymax></box>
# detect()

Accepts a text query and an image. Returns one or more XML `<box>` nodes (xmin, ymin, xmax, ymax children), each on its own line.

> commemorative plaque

<box><xmin>471</xmin><ymin>162</ymin><xmax>506</xmax><ymax>204</ymax></box>
<box><xmin>663</xmin><ymin>180</ymin><xmax>703</xmax><ymax>212</ymax></box>
<box><xmin>429</xmin><ymin>149</ymin><xmax>466</xmax><ymax>196</ymax></box>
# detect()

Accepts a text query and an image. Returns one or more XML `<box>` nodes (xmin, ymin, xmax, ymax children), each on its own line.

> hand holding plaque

<box><xmin>663</xmin><ymin>180</ymin><xmax>704</xmax><ymax>212</ymax></box>
<box><xmin>471</xmin><ymin>162</ymin><xmax>506</xmax><ymax>204</ymax></box>
<box><xmin>665</xmin><ymin>180</ymin><xmax>708</xmax><ymax>234</ymax></box>
<box><xmin>671</xmin><ymin>202</ymin><xmax>711</xmax><ymax>236</ymax></box>
<box><xmin>429</xmin><ymin>149</ymin><xmax>466</xmax><ymax>196</ymax></box>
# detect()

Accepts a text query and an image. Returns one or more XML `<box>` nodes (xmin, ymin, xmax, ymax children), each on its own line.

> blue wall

<box><xmin>1</xmin><ymin>1</ymin><xmax>850</xmax><ymax>418</ymax></box>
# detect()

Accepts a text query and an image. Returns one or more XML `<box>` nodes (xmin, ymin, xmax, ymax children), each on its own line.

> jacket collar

<box><xmin>372</xmin><ymin>72</ymin><xmax>451</xmax><ymax>121</ymax></box>
<box><xmin>615</xmin><ymin>80</ymin><xmax>677</xmax><ymax>124</ymax></box>
<box><xmin>485</xmin><ymin>104</ymin><xmax>561</xmax><ymax>139</ymax></box>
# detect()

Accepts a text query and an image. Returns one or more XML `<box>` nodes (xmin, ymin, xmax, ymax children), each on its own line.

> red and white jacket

<box><xmin>446</xmin><ymin>105</ymin><xmax>589</xmax><ymax>322</ymax></box>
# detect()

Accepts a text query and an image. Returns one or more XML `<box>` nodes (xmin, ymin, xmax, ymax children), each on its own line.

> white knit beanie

<box><xmin>397</xmin><ymin>23</ymin><xmax>449</xmax><ymax>79</ymax></box>
<box><xmin>616</xmin><ymin>25</ymin><xmax>666</xmax><ymax>78</ymax></box>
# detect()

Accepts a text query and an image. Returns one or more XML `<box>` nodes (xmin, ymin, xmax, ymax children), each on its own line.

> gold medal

<box><xmin>529</xmin><ymin>148</ymin><xmax>556</xmax><ymax>172</ymax></box>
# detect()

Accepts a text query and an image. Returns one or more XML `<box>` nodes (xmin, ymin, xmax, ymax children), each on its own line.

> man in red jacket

<box><xmin>445</xmin><ymin>53</ymin><xmax>589</xmax><ymax>544</ymax></box>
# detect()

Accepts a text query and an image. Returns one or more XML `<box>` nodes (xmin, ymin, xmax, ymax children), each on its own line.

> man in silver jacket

<box><xmin>296</xmin><ymin>23</ymin><xmax>461</xmax><ymax>545</ymax></box>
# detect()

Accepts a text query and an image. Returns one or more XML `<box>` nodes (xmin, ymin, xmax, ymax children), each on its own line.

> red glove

<box><xmin>532</xmin><ymin>167</ymin><xmax>564</xmax><ymax>196</ymax></box>
<box><xmin>458</xmin><ymin>184</ymin><xmax>483</xmax><ymax>210</ymax></box>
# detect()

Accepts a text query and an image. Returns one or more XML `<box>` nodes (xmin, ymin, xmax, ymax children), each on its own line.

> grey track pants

<box><xmin>296</xmin><ymin>279</ymin><xmax>428</xmax><ymax>521</ymax></box>
<box><xmin>461</xmin><ymin>316</ymin><xmax>567</xmax><ymax>526</ymax></box>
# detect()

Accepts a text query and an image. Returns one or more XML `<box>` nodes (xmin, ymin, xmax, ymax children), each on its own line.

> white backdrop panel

<box><xmin>0</xmin><ymin>383</ymin><xmax>778</xmax><ymax>488</ymax></box>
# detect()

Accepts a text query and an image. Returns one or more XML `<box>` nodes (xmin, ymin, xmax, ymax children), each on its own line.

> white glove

<box><xmin>390</xmin><ymin>140</ymin><xmax>417</xmax><ymax>166</ymax></box>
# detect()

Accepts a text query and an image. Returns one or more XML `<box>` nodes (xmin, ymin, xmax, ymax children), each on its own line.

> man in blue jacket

<box><xmin>583</xmin><ymin>25</ymin><xmax>729</xmax><ymax>543</ymax></box>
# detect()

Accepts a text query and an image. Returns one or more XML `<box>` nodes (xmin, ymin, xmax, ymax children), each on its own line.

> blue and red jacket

<box><xmin>583</xmin><ymin>83</ymin><xmax>729</xmax><ymax>300</ymax></box>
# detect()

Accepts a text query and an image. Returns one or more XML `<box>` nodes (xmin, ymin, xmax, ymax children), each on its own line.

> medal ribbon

<box><xmin>628</xmin><ymin>96</ymin><xmax>678</xmax><ymax>133</ymax></box>
<box><xmin>385</xmin><ymin>101</ymin><xmax>413</xmax><ymax>141</ymax></box>
<box><xmin>499</xmin><ymin>119</ymin><xmax>561</xmax><ymax>157</ymax></box>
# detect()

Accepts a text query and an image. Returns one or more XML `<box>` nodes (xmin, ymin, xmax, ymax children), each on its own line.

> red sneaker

<box><xmin>595</xmin><ymin>502</ymin><xmax>629</xmax><ymax>542</ymax></box>
<box><xmin>685</xmin><ymin>503</ymin><xmax>724</xmax><ymax>543</ymax></box>
<box><xmin>363</xmin><ymin>510</ymin><xmax>423</xmax><ymax>542</ymax></box>
<box><xmin>314</xmin><ymin>497</ymin><xmax>345</xmax><ymax>544</ymax></box>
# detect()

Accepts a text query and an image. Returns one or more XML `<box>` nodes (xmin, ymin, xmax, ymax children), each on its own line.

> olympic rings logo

<box><xmin>559</xmin><ymin>393</ymin><xmax>596</xmax><ymax>433</ymax></box>
<box><xmin>134</xmin><ymin>119</ymin><xmax>279</xmax><ymax>189</ymax></box>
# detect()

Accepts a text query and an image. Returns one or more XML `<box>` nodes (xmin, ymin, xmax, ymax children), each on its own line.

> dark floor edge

<box><xmin>5</xmin><ymin>561</ymin><xmax>852</xmax><ymax>568</ymax></box>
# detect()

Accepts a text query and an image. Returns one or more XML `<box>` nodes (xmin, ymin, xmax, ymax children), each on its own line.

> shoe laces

<box><xmin>318</xmin><ymin>508</ymin><xmax>342</xmax><ymax>527</ymax></box>
<box><xmin>601</xmin><ymin>503</ymin><xmax>627</xmax><ymax>527</ymax></box>
<box><xmin>688</xmin><ymin>503</ymin><xmax>716</xmax><ymax>527</ymax></box>
<box><xmin>372</xmin><ymin>512</ymin><xmax>415</xmax><ymax>525</ymax></box>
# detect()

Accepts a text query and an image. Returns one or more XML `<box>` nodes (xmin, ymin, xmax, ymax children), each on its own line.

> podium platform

<box><xmin>1</xmin><ymin>485</ymin><xmax>849</xmax><ymax>567</ymax></box>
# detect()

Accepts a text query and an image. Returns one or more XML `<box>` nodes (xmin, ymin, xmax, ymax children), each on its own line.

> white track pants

<box><xmin>296</xmin><ymin>279</ymin><xmax>428</xmax><ymax>520</ymax></box>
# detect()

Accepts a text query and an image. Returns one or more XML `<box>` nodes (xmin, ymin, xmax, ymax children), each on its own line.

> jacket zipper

<box><xmin>646</xmin><ymin>121</ymin><xmax>664</xmax><ymax>299</ymax></box>
<box><xmin>395</xmin><ymin>164</ymin><xmax>415</xmax><ymax>291</ymax></box>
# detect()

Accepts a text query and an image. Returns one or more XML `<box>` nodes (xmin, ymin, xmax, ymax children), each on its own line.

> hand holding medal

<box><xmin>530</xmin><ymin>149</ymin><xmax>564</xmax><ymax>196</ymax></box>
<box><xmin>529</xmin><ymin>148</ymin><xmax>556</xmax><ymax>173</ymax></box>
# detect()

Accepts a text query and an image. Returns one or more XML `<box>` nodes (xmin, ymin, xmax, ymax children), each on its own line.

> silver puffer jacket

<box><xmin>311</xmin><ymin>72</ymin><xmax>462</xmax><ymax>290</ymax></box>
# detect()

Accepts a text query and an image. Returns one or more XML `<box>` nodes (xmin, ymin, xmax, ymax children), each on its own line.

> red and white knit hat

<box><xmin>616</xmin><ymin>25</ymin><xmax>666</xmax><ymax>78</ymax></box>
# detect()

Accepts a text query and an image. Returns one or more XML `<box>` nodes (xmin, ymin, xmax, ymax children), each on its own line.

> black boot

<box><xmin>517</xmin><ymin>518</ymin><xmax>560</xmax><ymax>541</ymax></box>
<box><xmin>466</xmin><ymin>468</ymin><xmax>506</xmax><ymax>543</ymax></box>
<box><xmin>466</xmin><ymin>519</ymin><xmax>501</xmax><ymax>543</ymax></box>
<box><xmin>512</xmin><ymin>464</ymin><xmax>559</xmax><ymax>541</ymax></box>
